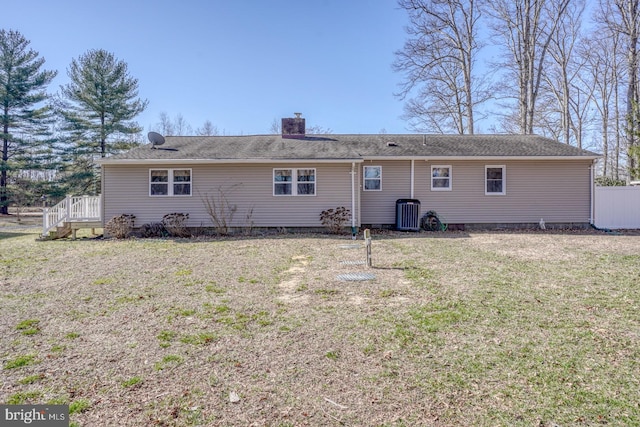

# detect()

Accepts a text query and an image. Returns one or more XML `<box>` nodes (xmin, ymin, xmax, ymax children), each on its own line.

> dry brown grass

<box><xmin>1</xmin><ymin>226</ymin><xmax>639</xmax><ymax>426</ymax></box>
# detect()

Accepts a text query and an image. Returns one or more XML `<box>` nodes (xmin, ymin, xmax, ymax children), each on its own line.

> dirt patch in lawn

<box><xmin>1</xmin><ymin>229</ymin><xmax>639</xmax><ymax>426</ymax></box>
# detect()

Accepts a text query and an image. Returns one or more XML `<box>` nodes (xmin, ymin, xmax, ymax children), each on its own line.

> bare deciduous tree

<box><xmin>394</xmin><ymin>0</ymin><xmax>487</xmax><ymax>134</ymax></box>
<box><xmin>580</xmin><ymin>31</ymin><xmax>623</xmax><ymax>176</ymax></box>
<box><xmin>539</xmin><ymin>0</ymin><xmax>588</xmax><ymax>146</ymax></box>
<box><xmin>154</xmin><ymin>112</ymin><xmax>193</xmax><ymax>136</ymax></box>
<box><xmin>485</xmin><ymin>0</ymin><xmax>571</xmax><ymax>134</ymax></box>
<box><xmin>196</xmin><ymin>120</ymin><xmax>219</xmax><ymax>136</ymax></box>
<box><xmin>598</xmin><ymin>0</ymin><xmax>640</xmax><ymax>178</ymax></box>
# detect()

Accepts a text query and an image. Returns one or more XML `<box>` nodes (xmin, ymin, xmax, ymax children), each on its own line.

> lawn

<box><xmin>1</xmin><ymin>226</ymin><xmax>639</xmax><ymax>426</ymax></box>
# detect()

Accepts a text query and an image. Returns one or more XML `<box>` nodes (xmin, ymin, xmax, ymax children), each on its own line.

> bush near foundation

<box><xmin>105</xmin><ymin>214</ymin><xmax>135</xmax><ymax>239</ymax></box>
<box><xmin>320</xmin><ymin>207</ymin><xmax>351</xmax><ymax>234</ymax></box>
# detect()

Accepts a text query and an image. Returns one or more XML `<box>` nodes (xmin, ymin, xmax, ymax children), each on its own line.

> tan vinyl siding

<box><xmin>103</xmin><ymin>163</ymin><xmax>358</xmax><ymax>228</ymax></box>
<box><xmin>359</xmin><ymin>159</ymin><xmax>592</xmax><ymax>225</ymax></box>
<box><xmin>360</xmin><ymin>160</ymin><xmax>414</xmax><ymax>224</ymax></box>
<box><xmin>414</xmin><ymin>160</ymin><xmax>592</xmax><ymax>224</ymax></box>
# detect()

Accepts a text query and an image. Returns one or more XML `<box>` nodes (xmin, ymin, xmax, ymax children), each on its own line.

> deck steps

<box><xmin>40</xmin><ymin>195</ymin><xmax>102</xmax><ymax>240</ymax></box>
<box><xmin>39</xmin><ymin>221</ymin><xmax>103</xmax><ymax>241</ymax></box>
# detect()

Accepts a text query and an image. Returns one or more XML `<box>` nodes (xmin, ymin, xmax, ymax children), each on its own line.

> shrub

<box><xmin>320</xmin><ymin>207</ymin><xmax>351</xmax><ymax>234</ymax></box>
<box><xmin>140</xmin><ymin>222</ymin><xmax>166</xmax><ymax>238</ymax></box>
<box><xmin>202</xmin><ymin>185</ymin><xmax>239</xmax><ymax>235</ymax></box>
<box><xmin>105</xmin><ymin>214</ymin><xmax>135</xmax><ymax>239</ymax></box>
<box><xmin>162</xmin><ymin>213</ymin><xmax>190</xmax><ymax>237</ymax></box>
<box><xmin>595</xmin><ymin>176</ymin><xmax>626</xmax><ymax>186</ymax></box>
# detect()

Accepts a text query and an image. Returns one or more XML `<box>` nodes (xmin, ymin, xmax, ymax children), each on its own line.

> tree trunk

<box><xmin>1</xmin><ymin>112</ymin><xmax>8</xmax><ymax>215</ymax></box>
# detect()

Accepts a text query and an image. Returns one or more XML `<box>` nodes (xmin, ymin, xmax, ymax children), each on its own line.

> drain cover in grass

<box><xmin>337</xmin><ymin>272</ymin><xmax>376</xmax><ymax>281</ymax></box>
<box><xmin>340</xmin><ymin>260</ymin><xmax>366</xmax><ymax>265</ymax></box>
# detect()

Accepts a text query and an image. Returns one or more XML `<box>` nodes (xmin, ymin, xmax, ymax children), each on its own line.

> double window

<box><xmin>363</xmin><ymin>166</ymin><xmax>382</xmax><ymax>191</ymax></box>
<box><xmin>273</xmin><ymin>168</ymin><xmax>316</xmax><ymax>196</ymax></box>
<box><xmin>431</xmin><ymin>165</ymin><xmax>451</xmax><ymax>191</ymax></box>
<box><xmin>485</xmin><ymin>165</ymin><xmax>506</xmax><ymax>195</ymax></box>
<box><xmin>149</xmin><ymin>169</ymin><xmax>192</xmax><ymax>196</ymax></box>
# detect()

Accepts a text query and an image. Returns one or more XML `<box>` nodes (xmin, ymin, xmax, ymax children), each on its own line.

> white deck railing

<box><xmin>42</xmin><ymin>195</ymin><xmax>101</xmax><ymax>236</ymax></box>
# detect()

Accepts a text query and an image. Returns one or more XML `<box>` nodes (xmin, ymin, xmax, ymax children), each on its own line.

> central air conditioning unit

<box><xmin>396</xmin><ymin>199</ymin><xmax>421</xmax><ymax>231</ymax></box>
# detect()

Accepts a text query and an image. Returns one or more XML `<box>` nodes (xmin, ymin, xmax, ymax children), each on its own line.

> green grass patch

<box><xmin>7</xmin><ymin>390</ymin><xmax>43</xmax><ymax>404</ymax></box>
<box><xmin>91</xmin><ymin>277</ymin><xmax>113</xmax><ymax>285</ymax></box>
<box><xmin>204</xmin><ymin>283</ymin><xmax>226</xmax><ymax>294</ymax></box>
<box><xmin>214</xmin><ymin>304</ymin><xmax>231</xmax><ymax>314</ymax></box>
<box><xmin>121</xmin><ymin>376</ymin><xmax>142</xmax><ymax>388</ymax></box>
<box><xmin>408</xmin><ymin>301</ymin><xmax>469</xmax><ymax>333</ymax></box>
<box><xmin>314</xmin><ymin>288</ymin><xmax>339</xmax><ymax>296</ymax></box>
<box><xmin>18</xmin><ymin>373</ymin><xmax>45</xmax><ymax>385</ymax></box>
<box><xmin>154</xmin><ymin>354</ymin><xmax>184</xmax><ymax>371</ymax></box>
<box><xmin>16</xmin><ymin>318</ymin><xmax>40</xmax><ymax>335</ymax></box>
<box><xmin>180</xmin><ymin>331</ymin><xmax>217</xmax><ymax>346</ymax></box>
<box><xmin>69</xmin><ymin>398</ymin><xmax>91</xmax><ymax>414</ymax></box>
<box><xmin>325</xmin><ymin>350</ymin><xmax>340</xmax><ymax>360</ymax></box>
<box><xmin>4</xmin><ymin>354</ymin><xmax>37</xmax><ymax>370</ymax></box>
<box><xmin>379</xmin><ymin>289</ymin><xmax>397</xmax><ymax>298</ymax></box>
<box><xmin>157</xmin><ymin>330</ymin><xmax>177</xmax><ymax>348</ymax></box>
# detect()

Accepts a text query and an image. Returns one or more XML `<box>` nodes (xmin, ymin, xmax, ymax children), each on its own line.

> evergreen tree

<box><xmin>61</xmin><ymin>49</ymin><xmax>147</xmax><ymax>159</ymax></box>
<box><xmin>0</xmin><ymin>29</ymin><xmax>56</xmax><ymax>214</ymax></box>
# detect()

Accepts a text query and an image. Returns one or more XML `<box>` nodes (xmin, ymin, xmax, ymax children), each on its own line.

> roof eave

<box><xmin>361</xmin><ymin>155</ymin><xmax>601</xmax><ymax>161</ymax></box>
<box><xmin>97</xmin><ymin>158</ymin><xmax>365</xmax><ymax>165</ymax></box>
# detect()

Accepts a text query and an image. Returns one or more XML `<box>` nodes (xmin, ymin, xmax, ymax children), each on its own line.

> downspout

<box><xmin>590</xmin><ymin>160</ymin><xmax>595</xmax><ymax>225</ymax></box>
<box><xmin>351</xmin><ymin>162</ymin><xmax>357</xmax><ymax>239</ymax></box>
<box><xmin>410</xmin><ymin>159</ymin><xmax>415</xmax><ymax>199</ymax></box>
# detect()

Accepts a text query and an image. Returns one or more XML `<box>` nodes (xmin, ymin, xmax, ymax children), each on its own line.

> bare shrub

<box><xmin>105</xmin><ymin>214</ymin><xmax>135</xmax><ymax>239</ymax></box>
<box><xmin>162</xmin><ymin>213</ymin><xmax>190</xmax><ymax>237</ymax></box>
<box><xmin>243</xmin><ymin>206</ymin><xmax>255</xmax><ymax>235</ymax></box>
<box><xmin>201</xmin><ymin>184</ymin><xmax>240</xmax><ymax>235</ymax></box>
<box><xmin>140</xmin><ymin>222</ymin><xmax>166</xmax><ymax>238</ymax></box>
<box><xmin>320</xmin><ymin>207</ymin><xmax>351</xmax><ymax>234</ymax></box>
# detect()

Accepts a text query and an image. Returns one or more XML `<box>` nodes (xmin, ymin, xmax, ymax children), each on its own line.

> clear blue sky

<box><xmin>7</xmin><ymin>0</ymin><xmax>412</xmax><ymax>135</ymax></box>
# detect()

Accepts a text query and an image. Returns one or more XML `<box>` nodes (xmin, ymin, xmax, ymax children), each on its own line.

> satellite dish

<box><xmin>148</xmin><ymin>132</ymin><xmax>165</xmax><ymax>148</ymax></box>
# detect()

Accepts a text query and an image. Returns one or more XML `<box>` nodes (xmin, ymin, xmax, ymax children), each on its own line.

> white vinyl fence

<box><xmin>594</xmin><ymin>186</ymin><xmax>640</xmax><ymax>229</ymax></box>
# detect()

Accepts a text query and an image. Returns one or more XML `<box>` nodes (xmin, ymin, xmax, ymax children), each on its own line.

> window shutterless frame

<box><xmin>485</xmin><ymin>165</ymin><xmax>506</xmax><ymax>195</ymax></box>
<box><xmin>431</xmin><ymin>165</ymin><xmax>452</xmax><ymax>191</ymax></box>
<box><xmin>149</xmin><ymin>168</ymin><xmax>192</xmax><ymax>196</ymax></box>
<box><xmin>273</xmin><ymin>168</ymin><xmax>316</xmax><ymax>196</ymax></box>
<box><xmin>363</xmin><ymin>165</ymin><xmax>382</xmax><ymax>191</ymax></box>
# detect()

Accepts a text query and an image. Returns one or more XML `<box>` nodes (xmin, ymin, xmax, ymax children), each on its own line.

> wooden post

<box><xmin>42</xmin><ymin>207</ymin><xmax>49</xmax><ymax>237</ymax></box>
<box><xmin>65</xmin><ymin>195</ymin><xmax>71</xmax><ymax>221</ymax></box>
<box><xmin>364</xmin><ymin>228</ymin><xmax>372</xmax><ymax>267</ymax></box>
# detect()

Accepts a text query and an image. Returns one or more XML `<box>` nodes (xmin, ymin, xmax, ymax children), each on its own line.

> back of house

<box><xmin>98</xmin><ymin>118</ymin><xmax>599</xmax><ymax>233</ymax></box>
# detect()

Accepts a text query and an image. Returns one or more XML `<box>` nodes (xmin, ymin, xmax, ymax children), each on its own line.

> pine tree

<box><xmin>61</xmin><ymin>49</ymin><xmax>147</xmax><ymax>158</ymax></box>
<box><xmin>0</xmin><ymin>29</ymin><xmax>56</xmax><ymax>214</ymax></box>
<box><xmin>59</xmin><ymin>49</ymin><xmax>147</xmax><ymax>194</ymax></box>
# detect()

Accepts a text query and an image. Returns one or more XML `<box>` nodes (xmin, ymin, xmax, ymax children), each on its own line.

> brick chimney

<box><xmin>281</xmin><ymin>113</ymin><xmax>305</xmax><ymax>139</ymax></box>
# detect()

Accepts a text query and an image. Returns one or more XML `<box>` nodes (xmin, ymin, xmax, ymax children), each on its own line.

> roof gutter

<box><xmin>362</xmin><ymin>155</ymin><xmax>601</xmax><ymax>161</ymax></box>
<box><xmin>97</xmin><ymin>158</ymin><xmax>365</xmax><ymax>166</ymax></box>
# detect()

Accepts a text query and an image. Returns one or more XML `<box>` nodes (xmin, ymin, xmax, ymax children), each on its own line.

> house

<box><xmin>97</xmin><ymin>116</ymin><xmax>600</xmax><ymax>233</ymax></box>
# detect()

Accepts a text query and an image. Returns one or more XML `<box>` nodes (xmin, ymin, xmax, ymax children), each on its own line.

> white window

<box><xmin>274</xmin><ymin>168</ymin><xmax>316</xmax><ymax>196</ymax></box>
<box><xmin>149</xmin><ymin>169</ymin><xmax>192</xmax><ymax>196</ymax></box>
<box><xmin>485</xmin><ymin>165</ymin><xmax>506</xmax><ymax>195</ymax></box>
<box><xmin>363</xmin><ymin>166</ymin><xmax>382</xmax><ymax>191</ymax></box>
<box><xmin>431</xmin><ymin>165</ymin><xmax>452</xmax><ymax>191</ymax></box>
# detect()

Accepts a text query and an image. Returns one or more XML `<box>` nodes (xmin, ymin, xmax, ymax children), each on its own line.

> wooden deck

<box><xmin>41</xmin><ymin>196</ymin><xmax>102</xmax><ymax>240</ymax></box>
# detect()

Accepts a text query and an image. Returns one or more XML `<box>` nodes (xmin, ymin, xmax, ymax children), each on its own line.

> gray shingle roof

<box><xmin>101</xmin><ymin>134</ymin><xmax>599</xmax><ymax>163</ymax></box>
